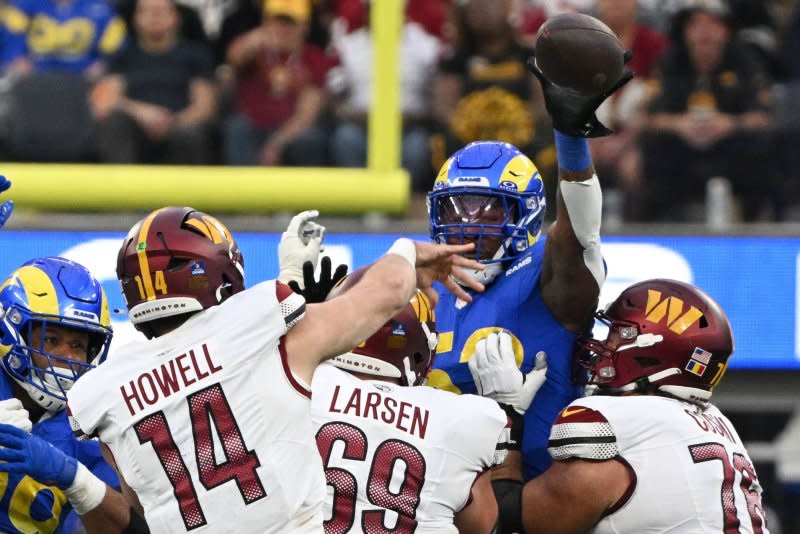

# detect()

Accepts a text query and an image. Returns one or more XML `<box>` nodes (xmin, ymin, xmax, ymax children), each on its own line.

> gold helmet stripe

<box><xmin>13</xmin><ymin>266</ymin><xmax>60</xmax><ymax>316</ymax></box>
<box><xmin>136</xmin><ymin>208</ymin><xmax>167</xmax><ymax>301</ymax></box>
<box><xmin>184</xmin><ymin>218</ymin><xmax>215</xmax><ymax>242</ymax></box>
<box><xmin>99</xmin><ymin>287</ymin><xmax>111</xmax><ymax>326</ymax></box>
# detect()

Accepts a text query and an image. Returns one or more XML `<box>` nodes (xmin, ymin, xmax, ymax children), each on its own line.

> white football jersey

<box><xmin>68</xmin><ymin>281</ymin><xmax>325</xmax><ymax>534</ymax></box>
<box><xmin>310</xmin><ymin>363</ymin><xmax>509</xmax><ymax>534</ymax></box>
<box><xmin>549</xmin><ymin>395</ymin><xmax>769</xmax><ymax>534</ymax></box>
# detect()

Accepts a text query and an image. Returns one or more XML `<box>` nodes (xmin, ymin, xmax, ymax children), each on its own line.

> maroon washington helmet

<box><xmin>327</xmin><ymin>269</ymin><xmax>437</xmax><ymax>386</ymax></box>
<box><xmin>117</xmin><ymin>207</ymin><xmax>245</xmax><ymax>332</ymax></box>
<box><xmin>578</xmin><ymin>279</ymin><xmax>734</xmax><ymax>404</ymax></box>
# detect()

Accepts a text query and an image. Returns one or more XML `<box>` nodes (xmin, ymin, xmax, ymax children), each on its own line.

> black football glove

<box><xmin>288</xmin><ymin>256</ymin><xmax>348</xmax><ymax>304</ymax></box>
<box><xmin>527</xmin><ymin>50</ymin><xmax>634</xmax><ymax>138</ymax></box>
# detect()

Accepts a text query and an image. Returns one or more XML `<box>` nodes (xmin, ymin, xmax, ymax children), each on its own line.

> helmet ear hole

<box><xmin>219</xmin><ymin>273</ymin><xmax>235</xmax><ymax>301</ymax></box>
<box><xmin>698</xmin><ymin>315</ymin><xmax>709</xmax><ymax>328</ymax></box>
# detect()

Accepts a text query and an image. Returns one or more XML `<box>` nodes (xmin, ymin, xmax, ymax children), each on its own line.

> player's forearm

<box><xmin>348</xmin><ymin>247</ymin><xmax>416</xmax><ymax>331</ymax></box>
<box><xmin>555</xmin><ymin>130</ymin><xmax>595</xmax><ymax>182</ymax></box>
<box><xmin>313</xmin><ymin>240</ymin><xmax>415</xmax><ymax>361</ymax></box>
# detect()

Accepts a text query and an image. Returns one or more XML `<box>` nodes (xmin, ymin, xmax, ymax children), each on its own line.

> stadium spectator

<box><xmin>591</xmin><ymin>0</ymin><xmax>667</xmax><ymax>221</ymax></box>
<box><xmin>487</xmin><ymin>279</ymin><xmax>770</xmax><ymax>534</ymax></box>
<box><xmin>426</xmin><ymin>49</ymin><xmax>634</xmax><ymax>483</ymax></box>
<box><xmin>223</xmin><ymin>0</ymin><xmax>332</xmax><ymax>166</ymax></box>
<box><xmin>218</xmin><ymin>0</ymin><xmax>334</xmax><ymax>67</ymax></box>
<box><xmin>92</xmin><ymin>0</ymin><xmax>217</xmax><ymax>164</ymax></box>
<box><xmin>1</xmin><ymin>0</ymin><xmax>125</xmax><ymax>78</ymax></box>
<box><xmin>727</xmin><ymin>0</ymin><xmax>784</xmax><ymax>80</ymax></box>
<box><xmin>639</xmin><ymin>0</ymin><xmax>777</xmax><ymax>221</ymax></box>
<box><xmin>326</xmin><ymin>2</ymin><xmax>440</xmax><ymax>192</ymax></box>
<box><xmin>0</xmin><ymin>256</ymin><xmax>147</xmax><ymax>534</ymax></box>
<box><xmin>216</xmin><ymin>0</ymin><xmax>261</xmax><ymax>66</ymax></box>
<box><xmin>431</xmin><ymin>0</ymin><xmax>556</xmax><ymax>206</ymax></box>
<box><xmin>113</xmin><ymin>0</ymin><xmax>211</xmax><ymax>51</ymax></box>
<box><xmin>66</xmin><ymin>206</ymin><xmax>483</xmax><ymax>532</ymax></box>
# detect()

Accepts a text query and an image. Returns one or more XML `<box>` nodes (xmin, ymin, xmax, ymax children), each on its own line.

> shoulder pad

<box><xmin>277</xmin><ymin>281</ymin><xmax>306</xmax><ymax>328</ymax></box>
<box><xmin>548</xmin><ymin>404</ymin><xmax>618</xmax><ymax>461</ymax></box>
<box><xmin>67</xmin><ymin>405</ymin><xmax>94</xmax><ymax>441</ymax></box>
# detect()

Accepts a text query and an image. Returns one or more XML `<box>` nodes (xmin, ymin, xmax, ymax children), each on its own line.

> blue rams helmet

<box><xmin>428</xmin><ymin>141</ymin><xmax>546</xmax><ymax>284</ymax></box>
<box><xmin>0</xmin><ymin>257</ymin><xmax>112</xmax><ymax>412</ymax></box>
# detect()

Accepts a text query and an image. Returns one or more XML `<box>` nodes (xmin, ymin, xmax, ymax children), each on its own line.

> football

<box><xmin>534</xmin><ymin>13</ymin><xmax>626</xmax><ymax>94</ymax></box>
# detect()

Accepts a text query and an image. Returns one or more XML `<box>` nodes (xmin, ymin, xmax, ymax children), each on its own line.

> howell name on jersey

<box><xmin>120</xmin><ymin>343</ymin><xmax>223</xmax><ymax>416</ymax></box>
<box><xmin>328</xmin><ymin>383</ymin><xmax>430</xmax><ymax>439</ymax></box>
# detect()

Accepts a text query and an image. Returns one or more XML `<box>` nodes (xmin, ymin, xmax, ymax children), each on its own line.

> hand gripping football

<box><xmin>534</xmin><ymin>13</ymin><xmax>626</xmax><ymax>95</ymax></box>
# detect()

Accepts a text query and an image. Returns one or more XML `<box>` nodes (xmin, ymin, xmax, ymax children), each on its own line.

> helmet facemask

<box><xmin>428</xmin><ymin>141</ymin><xmax>547</xmax><ymax>286</ymax></box>
<box><xmin>429</xmin><ymin>189</ymin><xmax>544</xmax><ymax>285</ymax></box>
<box><xmin>0</xmin><ymin>256</ymin><xmax>113</xmax><ymax>413</ymax></box>
<box><xmin>1</xmin><ymin>307</ymin><xmax>111</xmax><ymax>412</ymax></box>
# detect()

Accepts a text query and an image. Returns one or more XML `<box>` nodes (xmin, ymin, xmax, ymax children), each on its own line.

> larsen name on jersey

<box><xmin>327</xmin><ymin>383</ymin><xmax>430</xmax><ymax>439</ymax></box>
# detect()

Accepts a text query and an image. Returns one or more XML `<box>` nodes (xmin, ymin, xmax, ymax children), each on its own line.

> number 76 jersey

<box><xmin>311</xmin><ymin>363</ymin><xmax>509</xmax><ymax>534</ymax></box>
<box><xmin>550</xmin><ymin>395</ymin><xmax>769</xmax><ymax>534</ymax></box>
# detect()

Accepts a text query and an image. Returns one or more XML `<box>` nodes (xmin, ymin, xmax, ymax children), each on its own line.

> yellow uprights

<box><xmin>367</xmin><ymin>0</ymin><xmax>403</xmax><ymax>173</ymax></box>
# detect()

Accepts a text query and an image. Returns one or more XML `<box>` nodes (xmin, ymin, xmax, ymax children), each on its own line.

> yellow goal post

<box><xmin>4</xmin><ymin>0</ymin><xmax>409</xmax><ymax>215</ymax></box>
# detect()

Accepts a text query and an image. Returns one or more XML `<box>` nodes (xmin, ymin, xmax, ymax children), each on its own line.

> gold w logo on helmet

<box><xmin>410</xmin><ymin>291</ymin><xmax>435</xmax><ymax>324</ymax></box>
<box><xmin>645</xmin><ymin>289</ymin><xmax>703</xmax><ymax>335</ymax></box>
<box><xmin>185</xmin><ymin>215</ymin><xmax>233</xmax><ymax>244</ymax></box>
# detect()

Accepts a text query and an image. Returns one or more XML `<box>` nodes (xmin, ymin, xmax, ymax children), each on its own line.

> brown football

<box><xmin>534</xmin><ymin>13</ymin><xmax>625</xmax><ymax>94</ymax></box>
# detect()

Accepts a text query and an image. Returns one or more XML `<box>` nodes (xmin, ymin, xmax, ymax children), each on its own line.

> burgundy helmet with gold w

<box><xmin>327</xmin><ymin>269</ymin><xmax>437</xmax><ymax>386</ymax></box>
<box><xmin>117</xmin><ymin>207</ymin><xmax>244</xmax><ymax>334</ymax></box>
<box><xmin>579</xmin><ymin>279</ymin><xmax>733</xmax><ymax>404</ymax></box>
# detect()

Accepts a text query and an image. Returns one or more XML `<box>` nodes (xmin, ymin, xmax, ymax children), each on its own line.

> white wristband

<box><xmin>386</xmin><ymin>238</ymin><xmax>416</xmax><ymax>268</ymax></box>
<box><xmin>64</xmin><ymin>462</ymin><xmax>107</xmax><ymax>515</ymax></box>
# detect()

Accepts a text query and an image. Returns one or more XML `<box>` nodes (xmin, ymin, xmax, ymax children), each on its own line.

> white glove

<box><xmin>468</xmin><ymin>331</ymin><xmax>548</xmax><ymax>414</ymax></box>
<box><xmin>0</xmin><ymin>398</ymin><xmax>32</xmax><ymax>433</ymax></box>
<box><xmin>278</xmin><ymin>210</ymin><xmax>325</xmax><ymax>289</ymax></box>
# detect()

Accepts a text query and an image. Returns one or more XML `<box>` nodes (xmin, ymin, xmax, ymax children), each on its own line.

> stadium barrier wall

<box><xmin>0</xmin><ymin>230</ymin><xmax>797</xmax><ymax>371</ymax></box>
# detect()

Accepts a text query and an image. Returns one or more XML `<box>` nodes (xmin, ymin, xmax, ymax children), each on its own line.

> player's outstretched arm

<box><xmin>0</xmin><ymin>176</ymin><xmax>14</xmax><ymax>229</ymax></box>
<box><xmin>529</xmin><ymin>55</ymin><xmax>633</xmax><ymax>332</ymax></box>
<box><xmin>0</xmin><ymin>424</ymin><xmax>149</xmax><ymax>533</ymax></box>
<box><xmin>285</xmin><ymin>239</ymin><xmax>482</xmax><ymax>383</ymax></box>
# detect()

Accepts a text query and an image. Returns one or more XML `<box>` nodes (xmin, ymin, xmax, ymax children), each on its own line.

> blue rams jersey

<box><xmin>1</xmin><ymin>0</ymin><xmax>126</xmax><ymax>72</ymax></box>
<box><xmin>428</xmin><ymin>238</ymin><xmax>584</xmax><ymax>480</ymax></box>
<box><xmin>0</xmin><ymin>373</ymin><xmax>118</xmax><ymax>534</ymax></box>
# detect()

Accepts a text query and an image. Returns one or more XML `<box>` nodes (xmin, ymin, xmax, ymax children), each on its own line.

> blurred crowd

<box><xmin>0</xmin><ymin>0</ymin><xmax>799</xmax><ymax>222</ymax></box>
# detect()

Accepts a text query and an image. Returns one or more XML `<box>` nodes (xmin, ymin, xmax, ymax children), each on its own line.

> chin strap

<box><xmin>589</xmin><ymin>367</ymin><xmax>682</xmax><ymax>397</ymax></box>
